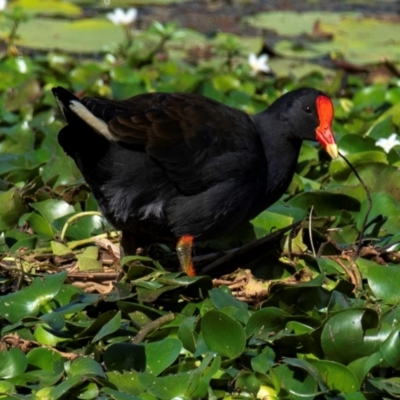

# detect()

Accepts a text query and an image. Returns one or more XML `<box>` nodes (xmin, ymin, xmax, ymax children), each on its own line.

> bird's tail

<box><xmin>52</xmin><ymin>86</ymin><xmax>114</xmax><ymax>140</ymax></box>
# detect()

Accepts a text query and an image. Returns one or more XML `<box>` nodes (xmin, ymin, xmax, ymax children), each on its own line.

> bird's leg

<box><xmin>120</xmin><ymin>231</ymin><xmax>137</xmax><ymax>258</ymax></box>
<box><xmin>176</xmin><ymin>235</ymin><xmax>195</xmax><ymax>276</ymax></box>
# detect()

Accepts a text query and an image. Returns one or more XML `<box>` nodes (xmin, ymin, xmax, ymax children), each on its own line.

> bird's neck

<box><xmin>253</xmin><ymin>112</ymin><xmax>302</xmax><ymax>199</ymax></box>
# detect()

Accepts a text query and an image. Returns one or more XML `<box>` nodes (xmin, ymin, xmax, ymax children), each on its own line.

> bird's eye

<box><xmin>305</xmin><ymin>106</ymin><xmax>312</xmax><ymax>114</ymax></box>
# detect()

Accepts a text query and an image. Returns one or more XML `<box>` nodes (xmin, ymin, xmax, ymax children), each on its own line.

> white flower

<box><xmin>375</xmin><ymin>133</ymin><xmax>400</xmax><ymax>153</ymax></box>
<box><xmin>0</xmin><ymin>0</ymin><xmax>7</xmax><ymax>10</ymax></box>
<box><xmin>107</xmin><ymin>8</ymin><xmax>137</xmax><ymax>26</ymax></box>
<box><xmin>248</xmin><ymin>53</ymin><xmax>270</xmax><ymax>75</ymax></box>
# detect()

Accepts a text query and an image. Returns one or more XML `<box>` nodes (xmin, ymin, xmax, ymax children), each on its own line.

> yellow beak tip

<box><xmin>326</xmin><ymin>143</ymin><xmax>338</xmax><ymax>159</ymax></box>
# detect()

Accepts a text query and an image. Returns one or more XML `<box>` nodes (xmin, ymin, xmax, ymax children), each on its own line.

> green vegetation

<box><xmin>0</xmin><ymin>1</ymin><xmax>400</xmax><ymax>399</ymax></box>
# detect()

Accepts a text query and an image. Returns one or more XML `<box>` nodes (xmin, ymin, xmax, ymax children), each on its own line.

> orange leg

<box><xmin>176</xmin><ymin>235</ymin><xmax>195</xmax><ymax>276</ymax></box>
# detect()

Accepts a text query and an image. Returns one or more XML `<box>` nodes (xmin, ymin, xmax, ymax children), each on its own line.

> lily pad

<box><xmin>15</xmin><ymin>18</ymin><xmax>124</xmax><ymax>53</ymax></box>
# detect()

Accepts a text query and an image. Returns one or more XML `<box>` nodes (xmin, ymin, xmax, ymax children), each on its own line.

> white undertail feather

<box><xmin>69</xmin><ymin>100</ymin><xmax>116</xmax><ymax>141</ymax></box>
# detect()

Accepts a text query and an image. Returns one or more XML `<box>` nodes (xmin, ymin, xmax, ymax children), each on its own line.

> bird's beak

<box><xmin>325</xmin><ymin>142</ymin><xmax>338</xmax><ymax>159</ymax></box>
<box><xmin>316</xmin><ymin>125</ymin><xmax>338</xmax><ymax>159</ymax></box>
<box><xmin>316</xmin><ymin>96</ymin><xmax>338</xmax><ymax>159</ymax></box>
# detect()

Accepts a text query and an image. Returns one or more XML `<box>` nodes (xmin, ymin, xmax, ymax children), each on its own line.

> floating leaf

<box><xmin>201</xmin><ymin>310</ymin><xmax>246</xmax><ymax>359</ymax></box>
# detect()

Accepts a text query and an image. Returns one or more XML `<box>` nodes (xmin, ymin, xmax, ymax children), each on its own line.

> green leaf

<box><xmin>145</xmin><ymin>338</ymin><xmax>182</xmax><ymax>375</ymax></box>
<box><xmin>201</xmin><ymin>310</ymin><xmax>246</xmax><ymax>359</ymax></box>
<box><xmin>16</xmin><ymin>18</ymin><xmax>124</xmax><ymax>53</ymax></box>
<box><xmin>321</xmin><ymin>308</ymin><xmax>380</xmax><ymax>364</ymax></box>
<box><xmin>11</xmin><ymin>0</ymin><xmax>82</xmax><ymax>16</ymax></box>
<box><xmin>48</xmin><ymin>375</ymin><xmax>82</xmax><ymax>400</ymax></box>
<box><xmin>104</xmin><ymin>344</ymin><xmax>146</xmax><ymax>373</ymax></box>
<box><xmin>381</xmin><ymin>329</ymin><xmax>400</xmax><ymax>369</ymax></box>
<box><xmin>271</xmin><ymin>363</ymin><xmax>319</xmax><ymax>398</ymax></box>
<box><xmin>0</xmin><ymin>272</ymin><xmax>67</xmax><ymax>323</ymax></box>
<box><xmin>0</xmin><ymin>188</ymin><xmax>27</xmax><ymax>231</ymax></box>
<box><xmin>178</xmin><ymin>316</ymin><xmax>197</xmax><ymax>353</ymax></box>
<box><xmin>92</xmin><ymin>311</ymin><xmax>121</xmax><ymax>343</ymax></box>
<box><xmin>76</xmin><ymin>246</ymin><xmax>103</xmax><ymax>271</ymax></box>
<box><xmin>51</xmin><ymin>240</ymin><xmax>73</xmax><ymax>256</ymax></box>
<box><xmin>307</xmin><ymin>359</ymin><xmax>360</xmax><ymax>393</ymax></box>
<box><xmin>0</xmin><ymin>348</ymin><xmax>27</xmax><ymax>379</ymax></box>
<box><xmin>246</xmin><ymin>307</ymin><xmax>287</xmax><ymax>340</ymax></box>
<box><xmin>288</xmin><ymin>191</ymin><xmax>360</xmax><ymax>216</ymax></box>
<box><xmin>30</xmin><ymin>199</ymin><xmax>75</xmax><ymax>224</ymax></box>
<box><xmin>251</xmin><ymin>347</ymin><xmax>275</xmax><ymax>374</ymax></box>
<box><xmin>362</xmin><ymin>263</ymin><xmax>400</xmax><ymax>304</ymax></box>
<box><xmin>138</xmin><ymin>372</ymin><xmax>191</xmax><ymax>400</ymax></box>
<box><xmin>347</xmin><ymin>352</ymin><xmax>383</xmax><ymax>385</ymax></box>
<box><xmin>69</xmin><ymin>357</ymin><xmax>106</xmax><ymax>378</ymax></box>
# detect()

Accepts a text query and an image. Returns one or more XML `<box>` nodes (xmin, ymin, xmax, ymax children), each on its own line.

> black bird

<box><xmin>52</xmin><ymin>87</ymin><xmax>337</xmax><ymax>276</ymax></box>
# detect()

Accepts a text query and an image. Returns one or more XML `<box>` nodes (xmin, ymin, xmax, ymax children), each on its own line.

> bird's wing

<box><xmin>81</xmin><ymin>92</ymin><xmax>265</xmax><ymax>195</ymax></box>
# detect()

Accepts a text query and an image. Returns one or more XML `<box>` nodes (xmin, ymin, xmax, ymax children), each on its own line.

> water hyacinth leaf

<box><xmin>69</xmin><ymin>357</ymin><xmax>106</xmax><ymax>378</ymax></box>
<box><xmin>34</xmin><ymin>323</ymin><xmax>68</xmax><ymax>346</ymax></box>
<box><xmin>138</xmin><ymin>372</ymin><xmax>191</xmax><ymax>400</ymax></box>
<box><xmin>117</xmin><ymin>301</ymin><xmax>164</xmax><ymax>320</ymax></box>
<box><xmin>104</xmin><ymin>343</ymin><xmax>146</xmax><ymax>373</ymax></box>
<box><xmin>251</xmin><ymin>347</ymin><xmax>275</xmax><ymax>374</ymax></box>
<box><xmin>48</xmin><ymin>375</ymin><xmax>83</xmax><ymax>400</ymax></box>
<box><xmin>357</xmin><ymin>192</ymin><xmax>400</xmax><ymax>232</ymax></box>
<box><xmin>76</xmin><ymin>310</ymin><xmax>119</xmax><ymax>338</ymax></box>
<box><xmin>368</xmin><ymin>377</ymin><xmax>400</xmax><ymax>396</ymax></box>
<box><xmin>30</xmin><ymin>199</ymin><xmax>75</xmax><ymax>225</ymax></box>
<box><xmin>212</xmin><ymin>74</ymin><xmax>241</xmax><ymax>93</ymax></box>
<box><xmin>0</xmin><ymin>348</ymin><xmax>27</xmax><ymax>379</ymax></box>
<box><xmin>92</xmin><ymin>311</ymin><xmax>121</xmax><ymax>343</ymax></box>
<box><xmin>287</xmin><ymin>192</ymin><xmax>360</xmax><ymax>217</ymax></box>
<box><xmin>40</xmin><ymin>150</ymin><xmax>83</xmax><ymax>187</ymax></box>
<box><xmin>0</xmin><ymin>188</ymin><xmax>27</xmax><ymax>230</ymax></box>
<box><xmin>26</xmin><ymin>347</ymin><xmax>64</xmax><ymax>372</ymax></box>
<box><xmin>329</xmin><ymin>152</ymin><xmax>387</xmax><ymax>181</ymax></box>
<box><xmin>106</xmin><ymin>370</ymin><xmax>145</xmax><ymax>396</ymax></box>
<box><xmin>338</xmin><ymin>134</ymin><xmax>377</xmax><ymax>155</ymax></box>
<box><xmin>186</xmin><ymin>354</ymin><xmax>221</xmax><ymax>398</ymax></box>
<box><xmin>72</xmin><ymin>382</ymin><xmax>99</xmax><ymax>399</ymax></box>
<box><xmin>321</xmin><ymin>308</ymin><xmax>380</xmax><ymax>364</ymax></box>
<box><xmin>251</xmin><ymin>211</ymin><xmax>293</xmax><ymax>238</ymax></box>
<box><xmin>380</xmin><ymin>329</ymin><xmax>400</xmax><ymax>369</ymax></box>
<box><xmin>201</xmin><ymin>310</ymin><xmax>246</xmax><ymax>359</ymax></box>
<box><xmin>307</xmin><ymin>359</ymin><xmax>360</xmax><ymax>393</ymax></box>
<box><xmin>136</xmin><ymin>283</ymin><xmax>180</xmax><ymax>302</ymax></box>
<box><xmin>0</xmin><ymin>381</ymin><xmax>15</xmax><ymax>396</ymax></box>
<box><xmin>0</xmin><ymin>272</ymin><xmax>67</xmax><ymax>323</ymax></box>
<box><xmin>352</xmin><ymin>85</ymin><xmax>386</xmax><ymax>110</ymax></box>
<box><xmin>40</xmin><ymin>310</ymin><xmax>65</xmax><ymax>330</ymax></box>
<box><xmin>101</xmin><ymin>388</ymin><xmax>142</xmax><ymax>400</ymax></box>
<box><xmin>208</xmin><ymin>288</ymin><xmax>250</xmax><ymax>324</ymax></box>
<box><xmin>347</xmin><ymin>164</ymin><xmax>400</xmax><ymax>203</ymax></box>
<box><xmin>363</xmin><ymin>263</ymin><xmax>400</xmax><ymax>304</ymax></box>
<box><xmin>271</xmin><ymin>363</ymin><xmax>320</xmax><ymax>398</ymax></box>
<box><xmin>144</xmin><ymin>338</ymin><xmax>182</xmax><ymax>376</ymax></box>
<box><xmin>246</xmin><ymin>307</ymin><xmax>287</xmax><ymax>340</ymax></box>
<box><xmin>347</xmin><ymin>352</ymin><xmax>383</xmax><ymax>385</ymax></box>
<box><xmin>178</xmin><ymin>316</ymin><xmax>197</xmax><ymax>353</ymax></box>
<box><xmin>235</xmin><ymin>371</ymin><xmax>260</xmax><ymax>395</ymax></box>
<box><xmin>53</xmin><ymin>213</ymin><xmax>104</xmax><ymax>241</ymax></box>
<box><xmin>208</xmin><ymin>287</ymin><xmax>248</xmax><ymax>311</ymax></box>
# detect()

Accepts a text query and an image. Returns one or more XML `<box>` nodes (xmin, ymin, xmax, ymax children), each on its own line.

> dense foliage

<box><xmin>0</xmin><ymin>1</ymin><xmax>400</xmax><ymax>399</ymax></box>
